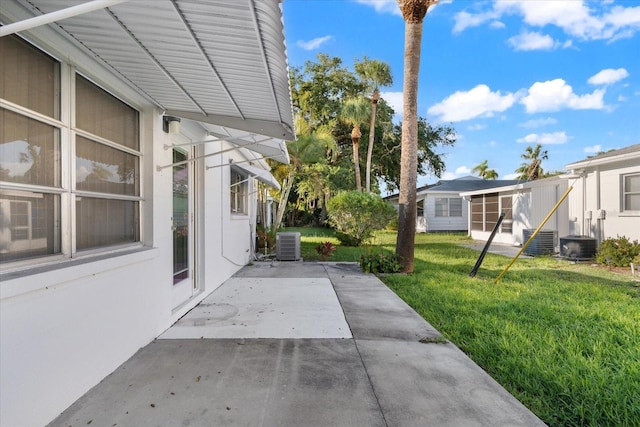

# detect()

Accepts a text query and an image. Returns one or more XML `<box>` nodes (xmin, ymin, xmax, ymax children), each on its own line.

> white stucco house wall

<box><xmin>563</xmin><ymin>144</ymin><xmax>640</xmax><ymax>243</ymax></box>
<box><xmin>0</xmin><ymin>2</ymin><xmax>294</xmax><ymax>426</ymax></box>
<box><xmin>460</xmin><ymin>176</ymin><xmax>570</xmax><ymax>250</ymax></box>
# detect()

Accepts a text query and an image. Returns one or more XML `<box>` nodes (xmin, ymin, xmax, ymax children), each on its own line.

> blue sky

<box><xmin>282</xmin><ymin>0</ymin><xmax>640</xmax><ymax>188</ymax></box>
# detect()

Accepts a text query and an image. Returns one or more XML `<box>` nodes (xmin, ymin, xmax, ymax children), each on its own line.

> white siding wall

<box><xmin>1</xmin><ymin>48</ymin><xmax>259</xmax><ymax>427</ymax></box>
<box><xmin>468</xmin><ymin>178</ymin><xmax>570</xmax><ymax>249</ymax></box>
<box><xmin>423</xmin><ymin>192</ymin><xmax>468</xmax><ymax>232</ymax></box>
<box><xmin>567</xmin><ymin>159</ymin><xmax>640</xmax><ymax>242</ymax></box>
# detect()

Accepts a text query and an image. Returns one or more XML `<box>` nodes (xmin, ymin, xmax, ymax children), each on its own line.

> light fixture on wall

<box><xmin>162</xmin><ymin>115</ymin><xmax>181</xmax><ymax>134</ymax></box>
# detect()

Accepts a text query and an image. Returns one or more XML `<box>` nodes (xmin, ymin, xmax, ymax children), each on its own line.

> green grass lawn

<box><xmin>288</xmin><ymin>227</ymin><xmax>640</xmax><ymax>427</ymax></box>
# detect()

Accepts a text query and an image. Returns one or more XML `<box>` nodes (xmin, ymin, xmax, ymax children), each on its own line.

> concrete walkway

<box><xmin>49</xmin><ymin>262</ymin><xmax>545</xmax><ymax>427</ymax></box>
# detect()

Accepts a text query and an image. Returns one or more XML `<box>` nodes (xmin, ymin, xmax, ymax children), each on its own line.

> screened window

<box><xmin>435</xmin><ymin>197</ymin><xmax>463</xmax><ymax>217</ymax></box>
<box><xmin>470</xmin><ymin>193</ymin><xmax>505</xmax><ymax>232</ymax></box>
<box><xmin>230</xmin><ymin>169</ymin><xmax>248</xmax><ymax>214</ymax></box>
<box><xmin>1</xmin><ymin>36</ymin><xmax>61</xmax><ymax>262</ymax></box>
<box><xmin>501</xmin><ymin>196</ymin><xmax>513</xmax><ymax>234</ymax></box>
<box><xmin>75</xmin><ymin>75</ymin><xmax>140</xmax><ymax>251</ymax></box>
<box><xmin>1</xmin><ymin>35</ymin><xmax>141</xmax><ymax>264</ymax></box>
<box><xmin>471</xmin><ymin>195</ymin><xmax>483</xmax><ymax>231</ymax></box>
<box><xmin>417</xmin><ymin>199</ymin><xmax>424</xmax><ymax>217</ymax></box>
<box><xmin>622</xmin><ymin>173</ymin><xmax>640</xmax><ymax>213</ymax></box>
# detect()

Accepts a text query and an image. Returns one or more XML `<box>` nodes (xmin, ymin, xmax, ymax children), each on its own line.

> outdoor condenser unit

<box><xmin>276</xmin><ymin>232</ymin><xmax>301</xmax><ymax>261</ymax></box>
<box><xmin>523</xmin><ymin>229</ymin><xmax>557</xmax><ymax>256</ymax></box>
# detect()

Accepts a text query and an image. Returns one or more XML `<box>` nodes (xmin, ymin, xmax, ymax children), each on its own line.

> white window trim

<box><xmin>230</xmin><ymin>167</ymin><xmax>249</xmax><ymax>216</ymax></box>
<box><xmin>621</xmin><ymin>172</ymin><xmax>640</xmax><ymax>216</ymax></box>
<box><xmin>1</xmin><ymin>41</ymin><xmax>144</xmax><ymax>270</ymax></box>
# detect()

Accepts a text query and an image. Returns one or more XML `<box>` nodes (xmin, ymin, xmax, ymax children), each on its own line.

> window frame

<box><xmin>230</xmin><ymin>167</ymin><xmax>249</xmax><ymax>215</ymax></box>
<box><xmin>621</xmin><ymin>173</ymin><xmax>640</xmax><ymax>215</ymax></box>
<box><xmin>1</xmin><ymin>35</ymin><xmax>143</xmax><ymax>267</ymax></box>
<box><xmin>435</xmin><ymin>197</ymin><xmax>463</xmax><ymax>218</ymax></box>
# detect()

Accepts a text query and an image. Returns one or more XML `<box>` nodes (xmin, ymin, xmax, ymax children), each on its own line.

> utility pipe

<box><xmin>495</xmin><ymin>185</ymin><xmax>573</xmax><ymax>283</ymax></box>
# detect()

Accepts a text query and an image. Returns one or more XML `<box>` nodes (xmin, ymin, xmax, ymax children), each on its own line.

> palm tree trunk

<box><xmin>365</xmin><ymin>90</ymin><xmax>379</xmax><ymax>193</ymax></box>
<box><xmin>274</xmin><ymin>172</ymin><xmax>294</xmax><ymax>230</ymax></box>
<box><xmin>352</xmin><ymin>138</ymin><xmax>362</xmax><ymax>191</ymax></box>
<box><xmin>396</xmin><ymin>1</ymin><xmax>429</xmax><ymax>273</ymax></box>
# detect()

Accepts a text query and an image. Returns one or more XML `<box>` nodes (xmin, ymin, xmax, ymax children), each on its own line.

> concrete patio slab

<box><xmin>48</xmin><ymin>262</ymin><xmax>546</xmax><ymax>427</ymax></box>
<box><xmin>48</xmin><ymin>339</ymin><xmax>385</xmax><ymax>427</ymax></box>
<box><xmin>327</xmin><ymin>266</ymin><xmax>441</xmax><ymax>342</ymax></box>
<box><xmin>357</xmin><ymin>340</ymin><xmax>546</xmax><ymax>427</ymax></box>
<box><xmin>159</xmin><ymin>277</ymin><xmax>351</xmax><ymax>339</ymax></box>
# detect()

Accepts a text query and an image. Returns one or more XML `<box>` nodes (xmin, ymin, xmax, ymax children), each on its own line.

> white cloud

<box><xmin>507</xmin><ymin>31</ymin><xmax>559</xmax><ymax>51</ymax></box>
<box><xmin>354</xmin><ymin>0</ymin><xmax>401</xmax><ymax>16</ymax></box>
<box><xmin>618</xmin><ymin>95</ymin><xmax>627</xmax><ymax>102</ymax></box>
<box><xmin>428</xmin><ymin>84</ymin><xmax>518</xmax><ymax>122</ymax></box>
<box><xmin>520</xmin><ymin>79</ymin><xmax>605</xmax><ymax>113</ymax></box>
<box><xmin>442</xmin><ymin>165</ymin><xmax>472</xmax><ymax>180</ymax></box>
<box><xmin>453</xmin><ymin>10</ymin><xmax>498</xmax><ymax>34</ymax></box>
<box><xmin>519</xmin><ymin>117</ymin><xmax>558</xmax><ymax>128</ymax></box>
<box><xmin>490</xmin><ymin>21</ymin><xmax>506</xmax><ymax>30</ymax></box>
<box><xmin>588</xmin><ymin>68</ymin><xmax>630</xmax><ymax>85</ymax></box>
<box><xmin>584</xmin><ymin>144</ymin><xmax>602</xmax><ymax>153</ymax></box>
<box><xmin>467</xmin><ymin>123</ymin><xmax>486</xmax><ymax>131</ymax></box>
<box><xmin>455</xmin><ymin>1</ymin><xmax>640</xmax><ymax>42</ymax></box>
<box><xmin>489</xmin><ymin>140</ymin><xmax>498</xmax><ymax>147</ymax></box>
<box><xmin>296</xmin><ymin>36</ymin><xmax>332</xmax><ymax>50</ymax></box>
<box><xmin>517</xmin><ymin>131</ymin><xmax>570</xmax><ymax>145</ymax></box>
<box><xmin>502</xmin><ymin>172</ymin><xmax>521</xmax><ymax>180</ymax></box>
<box><xmin>380</xmin><ymin>91</ymin><xmax>403</xmax><ymax>116</ymax></box>
<box><xmin>456</xmin><ymin>166</ymin><xmax>471</xmax><ymax>175</ymax></box>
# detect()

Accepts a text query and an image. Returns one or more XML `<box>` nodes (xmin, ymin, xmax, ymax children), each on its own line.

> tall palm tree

<box><xmin>341</xmin><ymin>97</ymin><xmax>371</xmax><ymax>191</ymax></box>
<box><xmin>355</xmin><ymin>58</ymin><xmax>393</xmax><ymax>193</ymax></box>
<box><xmin>396</xmin><ymin>0</ymin><xmax>437</xmax><ymax>273</ymax></box>
<box><xmin>472</xmin><ymin>160</ymin><xmax>499</xmax><ymax>180</ymax></box>
<box><xmin>515</xmin><ymin>144</ymin><xmax>548</xmax><ymax>181</ymax></box>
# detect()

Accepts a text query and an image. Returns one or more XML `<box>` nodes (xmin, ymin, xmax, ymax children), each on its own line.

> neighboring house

<box><xmin>563</xmin><ymin>144</ymin><xmax>640</xmax><ymax>243</ymax></box>
<box><xmin>460</xmin><ymin>176</ymin><xmax>570</xmax><ymax>249</ymax></box>
<box><xmin>0</xmin><ymin>2</ymin><xmax>294</xmax><ymax>426</ymax></box>
<box><xmin>386</xmin><ymin>177</ymin><xmax>519</xmax><ymax>232</ymax></box>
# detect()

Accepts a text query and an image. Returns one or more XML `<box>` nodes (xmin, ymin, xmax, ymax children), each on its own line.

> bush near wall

<box><xmin>327</xmin><ymin>191</ymin><xmax>396</xmax><ymax>246</ymax></box>
<box><xmin>595</xmin><ymin>236</ymin><xmax>640</xmax><ymax>267</ymax></box>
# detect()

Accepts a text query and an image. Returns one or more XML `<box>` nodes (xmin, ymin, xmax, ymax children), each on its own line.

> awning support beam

<box><xmin>0</xmin><ymin>0</ymin><xmax>130</xmax><ymax>37</ymax></box>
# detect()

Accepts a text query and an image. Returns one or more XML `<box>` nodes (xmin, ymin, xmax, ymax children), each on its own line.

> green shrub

<box><xmin>326</xmin><ymin>191</ymin><xmax>396</xmax><ymax>246</ymax></box>
<box><xmin>360</xmin><ymin>252</ymin><xmax>402</xmax><ymax>274</ymax></box>
<box><xmin>596</xmin><ymin>235</ymin><xmax>640</xmax><ymax>267</ymax></box>
<box><xmin>334</xmin><ymin>231</ymin><xmax>362</xmax><ymax>247</ymax></box>
<box><xmin>386</xmin><ymin>214</ymin><xmax>398</xmax><ymax>230</ymax></box>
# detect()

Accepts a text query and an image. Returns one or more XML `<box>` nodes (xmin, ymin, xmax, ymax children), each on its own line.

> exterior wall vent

<box><xmin>560</xmin><ymin>235</ymin><xmax>597</xmax><ymax>260</ymax></box>
<box><xmin>276</xmin><ymin>232</ymin><xmax>301</xmax><ymax>261</ymax></box>
<box><xmin>523</xmin><ymin>229</ymin><xmax>557</xmax><ymax>256</ymax></box>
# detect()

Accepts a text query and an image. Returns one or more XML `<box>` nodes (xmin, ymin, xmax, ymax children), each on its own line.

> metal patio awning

<box><xmin>0</xmin><ymin>0</ymin><xmax>295</xmax><ymax>159</ymax></box>
<box><xmin>233</xmin><ymin>162</ymin><xmax>281</xmax><ymax>190</ymax></box>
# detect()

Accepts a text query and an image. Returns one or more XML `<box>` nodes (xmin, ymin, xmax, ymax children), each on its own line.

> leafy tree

<box><xmin>516</xmin><ymin>144</ymin><xmax>548</xmax><ymax>181</ymax></box>
<box><xmin>271</xmin><ymin>114</ymin><xmax>336</xmax><ymax>230</ymax></box>
<box><xmin>327</xmin><ymin>191</ymin><xmax>396</xmax><ymax>246</ymax></box>
<box><xmin>355</xmin><ymin>57</ymin><xmax>393</xmax><ymax>193</ymax></box>
<box><xmin>396</xmin><ymin>0</ymin><xmax>438</xmax><ymax>273</ymax></box>
<box><xmin>472</xmin><ymin>160</ymin><xmax>499</xmax><ymax>180</ymax></box>
<box><xmin>375</xmin><ymin>117</ymin><xmax>455</xmax><ymax>193</ymax></box>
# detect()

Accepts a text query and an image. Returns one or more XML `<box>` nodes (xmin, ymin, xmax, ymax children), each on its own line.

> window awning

<box><xmin>1</xmin><ymin>0</ymin><xmax>295</xmax><ymax>147</ymax></box>
<box><xmin>233</xmin><ymin>163</ymin><xmax>281</xmax><ymax>191</ymax></box>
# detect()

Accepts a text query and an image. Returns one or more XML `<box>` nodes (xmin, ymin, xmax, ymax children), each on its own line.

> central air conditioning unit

<box><xmin>276</xmin><ymin>232</ymin><xmax>301</xmax><ymax>261</ymax></box>
<box><xmin>523</xmin><ymin>229</ymin><xmax>557</xmax><ymax>256</ymax></box>
<box><xmin>560</xmin><ymin>235</ymin><xmax>597</xmax><ymax>260</ymax></box>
